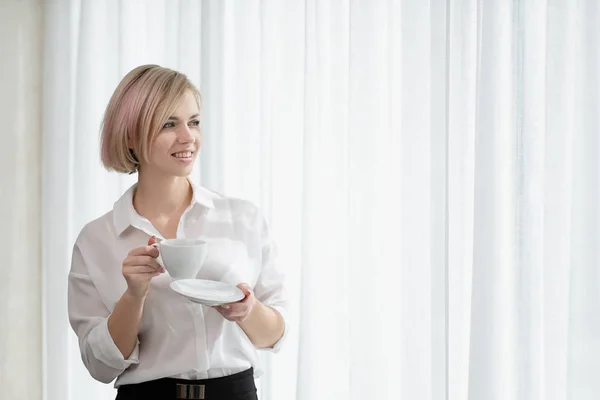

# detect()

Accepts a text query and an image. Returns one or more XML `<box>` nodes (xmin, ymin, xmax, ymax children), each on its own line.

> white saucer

<box><xmin>170</xmin><ymin>279</ymin><xmax>245</xmax><ymax>306</ymax></box>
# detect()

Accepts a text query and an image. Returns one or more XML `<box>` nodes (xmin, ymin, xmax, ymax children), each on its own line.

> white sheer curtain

<box><xmin>0</xmin><ymin>1</ymin><xmax>42</xmax><ymax>399</ymax></box>
<box><xmin>37</xmin><ymin>1</ymin><xmax>600</xmax><ymax>400</ymax></box>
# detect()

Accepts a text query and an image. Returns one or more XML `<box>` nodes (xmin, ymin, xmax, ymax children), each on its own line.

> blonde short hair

<box><xmin>100</xmin><ymin>64</ymin><xmax>201</xmax><ymax>174</ymax></box>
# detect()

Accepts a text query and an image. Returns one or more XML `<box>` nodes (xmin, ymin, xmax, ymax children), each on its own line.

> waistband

<box><xmin>116</xmin><ymin>368</ymin><xmax>256</xmax><ymax>400</ymax></box>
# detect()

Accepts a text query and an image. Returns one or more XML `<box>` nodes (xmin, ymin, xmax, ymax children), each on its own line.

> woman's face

<box><xmin>144</xmin><ymin>90</ymin><xmax>201</xmax><ymax>177</ymax></box>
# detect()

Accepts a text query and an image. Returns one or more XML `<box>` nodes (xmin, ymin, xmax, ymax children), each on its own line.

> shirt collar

<box><xmin>112</xmin><ymin>179</ymin><xmax>217</xmax><ymax>236</ymax></box>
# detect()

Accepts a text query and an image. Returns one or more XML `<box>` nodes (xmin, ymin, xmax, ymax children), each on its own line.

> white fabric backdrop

<box><xmin>31</xmin><ymin>1</ymin><xmax>600</xmax><ymax>400</ymax></box>
<box><xmin>0</xmin><ymin>1</ymin><xmax>42</xmax><ymax>399</ymax></box>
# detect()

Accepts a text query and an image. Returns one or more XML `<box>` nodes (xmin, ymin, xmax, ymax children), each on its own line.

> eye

<box><xmin>188</xmin><ymin>120</ymin><xmax>200</xmax><ymax>127</ymax></box>
<box><xmin>162</xmin><ymin>121</ymin><xmax>176</xmax><ymax>129</ymax></box>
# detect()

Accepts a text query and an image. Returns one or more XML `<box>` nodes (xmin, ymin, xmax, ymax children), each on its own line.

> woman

<box><xmin>68</xmin><ymin>65</ymin><xmax>287</xmax><ymax>400</ymax></box>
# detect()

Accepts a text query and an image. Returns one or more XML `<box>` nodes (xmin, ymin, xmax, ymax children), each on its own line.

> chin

<box><xmin>149</xmin><ymin>157</ymin><xmax>196</xmax><ymax>177</ymax></box>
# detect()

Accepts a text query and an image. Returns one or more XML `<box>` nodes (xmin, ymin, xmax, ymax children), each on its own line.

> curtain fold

<box><xmin>0</xmin><ymin>1</ymin><xmax>43</xmax><ymax>399</ymax></box>
<box><xmin>36</xmin><ymin>1</ymin><xmax>600</xmax><ymax>400</ymax></box>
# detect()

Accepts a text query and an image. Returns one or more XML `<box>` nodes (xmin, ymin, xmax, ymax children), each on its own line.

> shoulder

<box><xmin>73</xmin><ymin>210</ymin><xmax>117</xmax><ymax>250</ymax></box>
<box><xmin>70</xmin><ymin>211</ymin><xmax>118</xmax><ymax>274</ymax></box>
<box><xmin>217</xmin><ymin>196</ymin><xmax>260</xmax><ymax>219</ymax></box>
<box><xmin>202</xmin><ymin>188</ymin><xmax>262</xmax><ymax>224</ymax></box>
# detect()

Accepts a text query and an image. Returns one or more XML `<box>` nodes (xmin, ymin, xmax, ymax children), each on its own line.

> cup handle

<box><xmin>150</xmin><ymin>242</ymin><xmax>165</xmax><ymax>269</ymax></box>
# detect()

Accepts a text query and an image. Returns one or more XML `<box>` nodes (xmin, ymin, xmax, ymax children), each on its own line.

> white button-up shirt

<box><xmin>67</xmin><ymin>182</ymin><xmax>288</xmax><ymax>387</ymax></box>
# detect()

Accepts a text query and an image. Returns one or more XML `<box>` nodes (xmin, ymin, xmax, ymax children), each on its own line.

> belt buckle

<box><xmin>176</xmin><ymin>383</ymin><xmax>205</xmax><ymax>400</ymax></box>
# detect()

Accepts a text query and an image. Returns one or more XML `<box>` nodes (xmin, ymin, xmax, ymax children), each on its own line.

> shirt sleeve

<box><xmin>68</xmin><ymin>239</ymin><xmax>140</xmax><ymax>384</ymax></box>
<box><xmin>252</xmin><ymin>212</ymin><xmax>289</xmax><ymax>353</ymax></box>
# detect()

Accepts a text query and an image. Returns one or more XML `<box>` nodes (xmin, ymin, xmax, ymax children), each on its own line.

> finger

<box><xmin>125</xmin><ymin>263</ymin><xmax>164</xmax><ymax>274</ymax></box>
<box><xmin>213</xmin><ymin>307</ymin><xmax>247</xmax><ymax>322</ymax></box>
<box><xmin>148</xmin><ymin>235</ymin><xmax>158</xmax><ymax>246</ymax></box>
<box><xmin>124</xmin><ymin>255</ymin><xmax>161</xmax><ymax>266</ymax></box>
<box><xmin>124</xmin><ymin>259</ymin><xmax>163</xmax><ymax>274</ymax></box>
<box><xmin>128</xmin><ymin>245</ymin><xmax>159</xmax><ymax>257</ymax></box>
<box><xmin>223</xmin><ymin>293</ymin><xmax>252</xmax><ymax>307</ymax></box>
<box><xmin>240</xmin><ymin>293</ymin><xmax>253</xmax><ymax>304</ymax></box>
<box><xmin>224</xmin><ymin>311</ymin><xmax>248</xmax><ymax>321</ymax></box>
<box><xmin>221</xmin><ymin>303</ymin><xmax>247</xmax><ymax>314</ymax></box>
<box><xmin>124</xmin><ymin>265</ymin><xmax>163</xmax><ymax>275</ymax></box>
<box><xmin>236</xmin><ymin>283</ymin><xmax>251</xmax><ymax>294</ymax></box>
<box><xmin>238</xmin><ymin>292</ymin><xmax>253</xmax><ymax>305</ymax></box>
<box><xmin>236</xmin><ymin>284</ymin><xmax>253</xmax><ymax>301</ymax></box>
<box><xmin>124</xmin><ymin>256</ymin><xmax>163</xmax><ymax>271</ymax></box>
<box><xmin>214</xmin><ymin>309</ymin><xmax>240</xmax><ymax>321</ymax></box>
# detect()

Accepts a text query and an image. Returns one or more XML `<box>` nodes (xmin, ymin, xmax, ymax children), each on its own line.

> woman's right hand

<box><xmin>122</xmin><ymin>236</ymin><xmax>165</xmax><ymax>298</ymax></box>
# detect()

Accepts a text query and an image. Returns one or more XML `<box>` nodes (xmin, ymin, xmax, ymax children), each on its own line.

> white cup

<box><xmin>152</xmin><ymin>238</ymin><xmax>207</xmax><ymax>280</ymax></box>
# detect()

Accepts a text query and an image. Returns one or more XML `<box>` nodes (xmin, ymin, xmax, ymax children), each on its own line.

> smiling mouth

<box><xmin>171</xmin><ymin>151</ymin><xmax>194</xmax><ymax>158</ymax></box>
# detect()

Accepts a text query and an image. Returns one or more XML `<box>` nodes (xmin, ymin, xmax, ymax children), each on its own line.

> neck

<box><xmin>134</xmin><ymin>171</ymin><xmax>192</xmax><ymax>218</ymax></box>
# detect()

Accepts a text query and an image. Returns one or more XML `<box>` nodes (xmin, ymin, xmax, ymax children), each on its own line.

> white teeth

<box><xmin>173</xmin><ymin>151</ymin><xmax>192</xmax><ymax>158</ymax></box>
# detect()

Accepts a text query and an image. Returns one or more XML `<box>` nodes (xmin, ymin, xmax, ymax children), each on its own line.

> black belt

<box><xmin>116</xmin><ymin>368</ymin><xmax>257</xmax><ymax>400</ymax></box>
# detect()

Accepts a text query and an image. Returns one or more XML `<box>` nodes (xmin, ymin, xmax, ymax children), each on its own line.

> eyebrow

<box><xmin>167</xmin><ymin>113</ymin><xmax>200</xmax><ymax>121</ymax></box>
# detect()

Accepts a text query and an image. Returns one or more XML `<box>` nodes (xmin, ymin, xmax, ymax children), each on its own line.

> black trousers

<box><xmin>115</xmin><ymin>368</ymin><xmax>258</xmax><ymax>400</ymax></box>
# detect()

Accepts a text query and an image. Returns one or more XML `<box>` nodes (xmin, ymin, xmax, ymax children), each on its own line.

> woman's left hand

<box><xmin>212</xmin><ymin>283</ymin><xmax>256</xmax><ymax>322</ymax></box>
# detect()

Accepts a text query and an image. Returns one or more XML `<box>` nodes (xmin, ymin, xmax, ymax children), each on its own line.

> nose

<box><xmin>176</xmin><ymin>124</ymin><xmax>195</xmax><ymax>143</ymax></box>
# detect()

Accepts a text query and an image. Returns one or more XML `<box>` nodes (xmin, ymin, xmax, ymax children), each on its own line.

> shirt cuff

<box><xmin>259</xmin><ymin>305</ymin><xmax>288</xmax><ymax>353</ymax></box>
<box><xmin>87</xmin><ymin>318</ymin><xmax>140</xmax><ymax>370</ymax></box>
